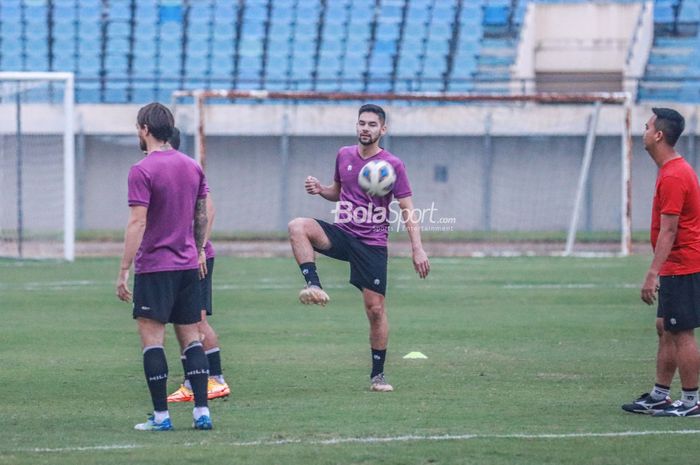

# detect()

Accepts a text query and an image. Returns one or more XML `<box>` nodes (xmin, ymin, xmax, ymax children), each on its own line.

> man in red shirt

<box><xmin>622</xmin><ymin>108</ymin><xmax>700</xmax><ymax>417</ymax></box>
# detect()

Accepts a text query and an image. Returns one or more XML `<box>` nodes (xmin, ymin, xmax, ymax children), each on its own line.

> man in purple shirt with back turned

<box><xmin>288</xmin><ymin>104</ymin><xmax>430</xmax><ymax>392</ymax></box>
<box><xmin>116</xmin><ymin>103</ymin><xmax>213</xmax><ymax>431</ymax></box>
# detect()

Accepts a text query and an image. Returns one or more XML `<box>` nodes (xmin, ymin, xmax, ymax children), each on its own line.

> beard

<box><xmin>139</xmin><ymin>135</ymin><xmax>147</xmax><ymax>153</ymax></box>
<box><xmin>358</xmin><ymin>133</ymin><xmax>378</xmax><ymax>146</ymax></box>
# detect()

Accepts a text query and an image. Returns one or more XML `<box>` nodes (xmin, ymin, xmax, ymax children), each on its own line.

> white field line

<box><xmin>0</xmin><ymin>280</ymin><xmax>101</xmax><ymax>291</ymax></box>
<box><xmin>15</xmin><ymin>429</ymin><xmax>700</xmax><ymax>454</ymax></box>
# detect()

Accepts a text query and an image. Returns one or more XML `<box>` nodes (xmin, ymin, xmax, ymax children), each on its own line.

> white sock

<box><xmin>213</xmin><ymin>375</ymin><xmax>226</xmax><ymax>384</ymax></box>
<box><xmin>153</xmin><ymin>410</ymin><xmax>169</xmax><ymax>423</ymax></box>
<box><xmin>651</xmin><ymin>384</ymin><xmax>670</xmax><ymax>401</ymax></box>
<box><xmin>184</xmin><ymin>379</ymin><xmax>192</xmax><ymax>389</ymax></box>
<box><xmin>682</xmin><ymin>389</ymin><xmax>698</xmax><ymax>407</ymax></box>
<box><xmin>193</xmin><ymin>406</ymin><xmax>210</xmax><ymax>419</ymax></box>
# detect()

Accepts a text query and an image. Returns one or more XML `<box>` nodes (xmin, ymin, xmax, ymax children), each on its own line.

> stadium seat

<box><xmin>482</xmin><ymin>5</ymin><xmax>509</xmax><ymax>27</ymax></box>
<box><xmin>0</xmin><ymin>54</ymin><xmax>22</xmax><ymax>71</ymax></box>
<box><xmin>76</xmin><ymin>81</ymin><xmax>100</xmax><ymax>103</ymax></box>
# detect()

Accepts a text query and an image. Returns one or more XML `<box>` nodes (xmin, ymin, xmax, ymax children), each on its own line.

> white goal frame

<box><xmin>0</xmin><ymin>72</ymin><xmax>75</xmax><ymax>261</ymax></box>
<box><xmin>172</xmin><ymin>89</ymin><xmax>632</xmax><ymax>257</ymax></box>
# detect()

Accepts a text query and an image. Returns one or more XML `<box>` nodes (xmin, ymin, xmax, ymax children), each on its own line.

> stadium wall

<box><xmin>1</xmin><ymin>103</ymin><xmax>698</xmax><ymax>234</ymax></box>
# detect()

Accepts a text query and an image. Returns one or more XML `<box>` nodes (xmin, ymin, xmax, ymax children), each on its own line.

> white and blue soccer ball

<box><xmin>357</xmin><ymin>160</ymin><xmax>396</xmax><ymax>197</ymax></box>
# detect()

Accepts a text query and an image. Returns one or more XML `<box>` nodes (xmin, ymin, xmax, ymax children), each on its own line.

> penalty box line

<box><xmin>18</xmin><ymin>429</ymin><xmax>700</xmax><ymax>453</ymax></box>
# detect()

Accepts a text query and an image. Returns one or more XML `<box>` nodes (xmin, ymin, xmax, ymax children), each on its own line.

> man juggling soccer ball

<box><xmin>287</xmin><ymin>104</ymin><xmax>430</xmax><ymax>392</ymax></box>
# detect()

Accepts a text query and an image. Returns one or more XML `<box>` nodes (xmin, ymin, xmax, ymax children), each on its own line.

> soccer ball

<box><xmin>357</xmin><ymin>160</ymin><xmax>396</xmax><ymax>197</ymax></box>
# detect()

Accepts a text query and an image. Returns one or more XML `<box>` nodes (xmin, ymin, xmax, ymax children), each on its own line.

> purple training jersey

<box><xmin>128</xmin><ymin>149</ymin><xmax>208</xmax><ymax>274</ymax></box>
<box><xmin>333</xmin><ymin>145</ymin><xmax>412</xmax><ymax>247</ymax></box>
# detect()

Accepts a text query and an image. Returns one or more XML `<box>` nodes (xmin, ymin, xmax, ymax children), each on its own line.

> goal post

<box><xmin>0</xmin><ymin>72</ymin><xmax>75</xmax><ymax>261</ymax></box>
<box><xmin>172</xmin><ymin>89</ymin><xmax>632</xmax><ymax>257</ymax></box>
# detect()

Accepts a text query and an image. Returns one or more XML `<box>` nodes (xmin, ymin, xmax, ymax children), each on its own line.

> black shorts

<box><xmin>133</xmin><ymin>269</ymin><xmax>202</xmax><ymax>325</ymax></box>
<box><xmin>657</xmin><ymin>272</ymin><xmax>700</xmax><ymax>332</ymax></box>
<box><xmin>313</xmin><ymin>219</ymin><xmax>388</xmax><ymax>296</ymax></box>
<box><xmin>201</xmin><ymin>258</ymin><xmax>214</xmax><ymax>315</ymax></box>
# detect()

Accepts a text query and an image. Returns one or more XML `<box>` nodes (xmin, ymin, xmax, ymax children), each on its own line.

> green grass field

<box><xmin>2</xmin><ymin>254</ymin><xmax>699</xmax><ymax>465</ymax></box>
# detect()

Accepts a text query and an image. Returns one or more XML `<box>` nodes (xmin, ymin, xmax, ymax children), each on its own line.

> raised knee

<box><xmin>288</xmin><ymin>217</ymin><xmax>306</xmax><ymax>236</ymax></box>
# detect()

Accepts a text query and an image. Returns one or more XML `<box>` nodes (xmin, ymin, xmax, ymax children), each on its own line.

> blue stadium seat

<box><xmin>212</xmin><ymin>36</ymin><xmax>235</xmax><ymax>57</ymax></box>
<box><xmin>482</xmin><ymin>5</ymin><xmax>509</xmax><ymax>27</ymax></box>
<box><xmin>238</xmin><ymin>55</ymin><xmax>262</xmax><ymax>80</ymax></box>
<box><xmin>155</xmin><ymin>80</ymin><xmax>179</xmax><ymax>103</ymax></box>
<box><xmin>53</xmin><ymin>51</ymin><xmax>77</xmax><ymax>72</ymax></box>
<box><xmin>186</xmin><ymin>54</ymin><xmax>210</xmax><ymax>79</ymax></box>
<box><xmin>77</xmin><ymin>81</ymin><xmax>100</xmax><ymax>103</ymax></box>
<box><xmin>25</xmin><ymin>54</ymin><xmax>49</xmax><ymax>71</ymax></box>
<box><xmin>376</xmin><ymin>22</ymin><xmax>400</xmax><ymax>41</ymax></box>
<box><xmin>77</xmin><ymin>1</ymin><xmax>101</xmax><ymax>21</ymax></box>
<box><xmin>210</xmin><ymin>57</ymin><xmax>233</xmax><ymax>80</ymax></box>
<box><xmin>105</xmin><ymin>54</ymin><xmax>128</xmax><ymax>75</ymax></box>
<box><xmin>78</xmin><ymin>23</ymin><xmax>100</xmax><ymax>40</ymax></box>
<box><xmin>53</xmin><ymin>21</ymin><xmax>75</xmax><ymax>40</ymax></box>
<box><xmin>104</xmin><ymin>80</ymin><xmax>129</xmax><ymax>103</ymax></box>
<box><xmin>319</xmin><ymin>38</ymin><xmax>343</xmax><ymax>54</ymax></box>
<box><xmin>1</xmin><ymin>2</ymin><xmax>21</xmax><ymax>20</ymax></box>
<box><xmin>108</xmin><ymin>22</ymin><xmax>131</xmax><ymax>38</ymax></box>
<box><xmin>159</xmin><ymin>4</ymin><xmax>183</xmax><ymax>23</ymax></box>
<box><xmin>133</xmin><ymin>59</ymin><xmax>156</xmax><ymax>76</ymax></box>
<box><xmin>315</xmin><ymin>80</ymin><xmax>341</xmax><ymax>91</ymax></box>
<box><xmin>239</xmin><ymin>38</ymin><xmax>263</xmax><ymax>56</ymax></box>
<box><xmin>422</xmin><ymin>54</ymin><xmax>446</xmax><ymax>79</ymax></box>
<box><xmin>0</xmin><ymin>54</ymin><xmax>22</xmax><ymax>71</ymax></box>
<box><xmin>342</xmin><ymin>52</ymin><xmax>366</xmax><ymax>79</ymax></box>
<box><xmin>325</xmin><ymin>0</ymin><xmax>349</xmax><ymax>24</ymax></box>
<box><xmin>132</xmin><ymin>83</ymin><xmax>157</xmax><ymax>103</ymax></box>
<box><xmin>317</xmin><ymin>54</ymin><xmax>341</xmax><ymax>78</ymax></box>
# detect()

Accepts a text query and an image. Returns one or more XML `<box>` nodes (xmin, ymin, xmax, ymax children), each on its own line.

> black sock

<box><xmin>206</xmin><ymin>348</ymin><xmax>223</xmax><ymax>377</ymax></box>
<box><xmin>143</xmin><ymin>346</ymin><xmax>168</xmax><ymax>412</ymax></box>
<box><xmin>371</xmin><ymin>348</ymin><xmax>386</xmax><ymax>378</ymax></box>
<box><xmin>300</xmin><ymin>262</ymin><xmax>322</xmax><ymax>288</ymax></box>
<box><xmin>184</xmin><ymin>342</ymin><xmax>210</xmax><ymax>408</ymax></box>
<box><xmin>180</xmin><ymin>355</ymin><xmax>187</xmax><ymax>384</ymax></box>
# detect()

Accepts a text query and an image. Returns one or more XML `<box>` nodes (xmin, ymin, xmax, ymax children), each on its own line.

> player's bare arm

<box><xmin>116</xmin><ymin>205</ymin><xmax>148</xmax><ymax>302</ymax></box>
<box><xmin>642</xmin><ymin>213</ymin><xmax>679</xmax><ymax>305</ymax></box>
<box><xmin>197</xmin><ymin>194</ymin><xmax>215</xmax><ymax>279</ymax></box>
<box><xmin>398</xmin><ymin>196</ymin><xmax>430</xmax><ymax>279</ymax></box>
<box><xmin>194</xmin><ymin>197</ymin><xmax>208</xmax><ymax>254</ymax></box>
<box><xmin>305</xmin><ymin>176</ymin><xmax>341</xmax><ymax>201</ymax></box>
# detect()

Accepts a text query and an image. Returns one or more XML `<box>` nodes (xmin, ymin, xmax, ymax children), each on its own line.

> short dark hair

<box><xmin>652</xmin><ymin>107</ymin><xmax>685</xmax><ymax>147</ymax></box>
<box><xmin>137</xmin><ymin>102</ymin><xmax>174</xmax><ymax>143</ymax></box>
<box><xmin>359</xmin><ymin>104</ymin><xmax>386</xmax><ymax>124</ymax></box>
<box><xmin>169</xmin><ymin>127</ymin><xmax>180</xmax><ymax>150</ymax></box>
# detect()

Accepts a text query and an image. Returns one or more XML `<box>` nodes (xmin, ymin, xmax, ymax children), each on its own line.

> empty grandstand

<box><xmin>2</xmin><ymin>0</ymin><xmax>698</xmax><ymax>102</ymax></box>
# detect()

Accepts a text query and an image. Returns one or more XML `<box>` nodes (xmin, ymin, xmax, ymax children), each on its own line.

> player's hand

<box><xmin>305</xmin><ymin>176</ymin><xmax>322</xmax><ymax>195</ymax></box>
<box><xmin>116</xmin><ymin>268</ymin><xmax>132</xmax><ymax>302</ymax></box>
<box><xmin>198</xmin><ymin>250</ymin><xmax>208</xmax><ymax>280</ymax></box>
<box><xmin>413</xmin><ymin>247</ymin><xmax>430</xmax><ymax>279</ymax></box>
<box><xmin>641</xmin><ymin>271</ymin><xmax>659</xmax><ymax>305</ymax></box>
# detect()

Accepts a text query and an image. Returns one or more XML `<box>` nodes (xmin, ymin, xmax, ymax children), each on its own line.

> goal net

<box><xmin>172</xmin><ymin>90</ymin><xmax>631</xmax><ymax>257</ymax></box>
<box><xmin>0</xmin><ymin>72</ymin><xmax>75</xmax><ymax>261</ymax></box>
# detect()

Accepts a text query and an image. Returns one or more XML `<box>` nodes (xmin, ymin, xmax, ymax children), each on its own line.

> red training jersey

<box><xmin>651</xmin><ymin>157</ymin><xmax>700</xmax><ymax>276</ymax></box>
